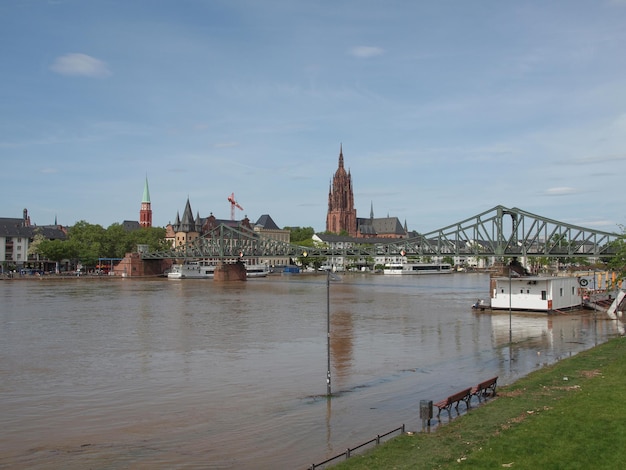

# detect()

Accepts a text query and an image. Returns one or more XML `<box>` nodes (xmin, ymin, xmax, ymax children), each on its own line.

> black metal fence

<box><xmin>308</xmin><ymin>424</ymin><xmax>405</xmax><ymax>469</ymax></box>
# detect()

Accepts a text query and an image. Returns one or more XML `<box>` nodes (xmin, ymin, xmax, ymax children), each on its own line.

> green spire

<box><xmin>142</xmin><ymin>176</ymin><xmax>151</xmax><ymax>203</ymax></box>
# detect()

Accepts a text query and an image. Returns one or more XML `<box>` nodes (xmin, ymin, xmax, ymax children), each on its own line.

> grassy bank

<box><xmin>334</xmin><ymin>336</ymin><xmax>626</xmax><ymax>469</ymax></box>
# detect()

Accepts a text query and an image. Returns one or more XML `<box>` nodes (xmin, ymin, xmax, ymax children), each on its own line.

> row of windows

<box><xmin>501</xmin><ymin>286</ymin><xmax>577</xmax><ymax>299</ymax></box>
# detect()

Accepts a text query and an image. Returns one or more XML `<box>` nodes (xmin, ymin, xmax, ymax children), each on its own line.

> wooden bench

<box><xmin>434</xmin><ymin>387</ymin><xmax>472</xmax><ymax>419</ymax></box>
<box><xmin>471</xmin><ymin>376</ymin><xmax>498</xmax><ymax>402</ymax></box>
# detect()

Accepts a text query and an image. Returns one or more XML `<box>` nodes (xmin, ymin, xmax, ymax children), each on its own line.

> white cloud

<box><xmin>349</xmin><ymin>46</ymin><xmax>384</xmax><ymax>58</ymax></box>
<box><xmin>50</xmin><ymin>53</ymin><xmax>111</xmax><ymax>78</ymax></box>
<box><xmin>544</xmin><ymin>187</ymin><xmax>577</xmax><ymax>196</ymax></box>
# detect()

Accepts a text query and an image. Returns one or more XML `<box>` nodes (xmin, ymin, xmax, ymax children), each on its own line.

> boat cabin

<box><xmin>490</xmin><ymin>276</ymin><xmax>583</xmax><ymax>312</ymax></box>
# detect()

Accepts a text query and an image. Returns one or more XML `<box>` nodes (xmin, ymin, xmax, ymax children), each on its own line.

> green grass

<box><xmin>333</xmin><ymin>337</ymin><xmax>626</xmax><ymax>469</ymax></box>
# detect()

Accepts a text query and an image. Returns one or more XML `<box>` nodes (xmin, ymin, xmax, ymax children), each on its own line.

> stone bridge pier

<box><xmin>213</xmin><ymin>261</ymin><xmax>247</xmax><ymax>281</ymax></box>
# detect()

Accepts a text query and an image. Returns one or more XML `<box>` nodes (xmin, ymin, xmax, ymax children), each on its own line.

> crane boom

<box><xmin>227</xmin><ymin>192</ymin><xmax>244</xmax><ymax>220</ymax></box>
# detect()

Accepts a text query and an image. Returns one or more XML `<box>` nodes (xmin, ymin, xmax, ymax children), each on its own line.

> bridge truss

<box><xmin>141</xmin><ymin>205</ymin><xmax>621</xmax><ymax>261</ymax></box>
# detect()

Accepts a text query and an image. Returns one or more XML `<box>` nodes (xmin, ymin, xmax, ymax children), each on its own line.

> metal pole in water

<box><xmin>509</xmin><ymin>266</ymin><xmax>512</xmax><ymax>344</ymax></box>
<box><xmin>326</xmin><ymin>269</ymin><xmax>331</xmax><ymax>397</ymax></box>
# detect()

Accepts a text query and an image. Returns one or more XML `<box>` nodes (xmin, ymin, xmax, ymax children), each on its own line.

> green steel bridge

<box><xmin>140</xmin><ymin>205</ymin><xmax>621</xmax><ymax>261</ymax></box>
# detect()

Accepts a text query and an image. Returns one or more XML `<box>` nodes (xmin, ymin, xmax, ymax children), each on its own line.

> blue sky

<box><xmin>2</xmin><ymin>0</ymin><xmax>625</xmax><ymax>234</ymax></box>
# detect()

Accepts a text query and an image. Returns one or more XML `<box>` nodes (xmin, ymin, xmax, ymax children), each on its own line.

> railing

<box><xmin>308</xmin><ymin>424</ymin><xmax>405</xmax><ymax>469</ymax></box>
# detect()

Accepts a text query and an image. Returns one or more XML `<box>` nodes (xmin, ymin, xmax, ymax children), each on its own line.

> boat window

<box><xmin>560</xmin><ymin>288</ymin><xmax>563</xmax><ymax>297</ymax></box>
<box><xmin>541</xmin><ymin>291</ymin><xmax>547</xmax><ymax>300</ymax></box>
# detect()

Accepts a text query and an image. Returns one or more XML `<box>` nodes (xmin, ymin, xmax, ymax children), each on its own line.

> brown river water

<box><xmin>1</xmin><ymin>273</ymin><xmax>622</xmax><ymax>469</ymax></box>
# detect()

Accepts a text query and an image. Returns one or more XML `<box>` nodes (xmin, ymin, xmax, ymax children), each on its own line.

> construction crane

<box><xmin>227</xmin><ymin>192</ymin><xmax>244</xmax><ymax>220</ymax></box>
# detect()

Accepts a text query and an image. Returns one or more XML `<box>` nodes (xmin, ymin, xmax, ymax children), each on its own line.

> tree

<box><xmin>34</xmin><ymin>220</ymin><xmax>168</xmax><ymax>273</ymax></box>
<box><xmin>285</xmin><ymin>226</ymin><xmax>315</xmax><ymax>243</ymax></box>
<box><xmin>67</xmin><ymin>221</ymin><xmax>106</xmax><ymax>267</ymax></box>
<box><xmin>609</xmin><ymin>225</ymin><xmax>626</xmax><ymax>284</ymax></box>
<box><xmin>27</xmin><ymin>228</ymin><xmax>46</xmax><ymax>260</ymax></box>
<box><xmin>129</xmin><ymin>226</ymin><xmax>168</xmax><ymax>252</ymax></box>
<box><xmin>38</xmin><ymin>239</ymin><xmax>75</xmax><ymax>273</ymax></box>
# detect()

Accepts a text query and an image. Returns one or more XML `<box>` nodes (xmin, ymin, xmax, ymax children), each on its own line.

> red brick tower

<box><xmin>140</xmin><ymin>176</ymin><xmax>152</xmax><ymax>228</ymax></box>
<box><xmin>326</xmin><ymin>145</ymin><xmax>357</xmax><ymax>236</ymax></box>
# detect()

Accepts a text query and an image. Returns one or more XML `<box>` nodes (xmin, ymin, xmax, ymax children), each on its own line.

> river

<box><xmin>0</xmin><ymin>273</ymin><xmax>622</xmax><ymax>469</ymax></box>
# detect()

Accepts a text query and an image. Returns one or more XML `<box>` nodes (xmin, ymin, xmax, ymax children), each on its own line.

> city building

<box><xmin>165</xmin><ymin>199</ymin><xmax>290</xmax><ymax>266</ymax></box>
<box><xmin>0</xmin><ymin>209</ymin><xmax>66</xmax><ymax>273</ymax></box>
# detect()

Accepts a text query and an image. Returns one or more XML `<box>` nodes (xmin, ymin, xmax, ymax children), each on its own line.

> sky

<box><xmin>2</xmin><ymin>0</ymin><xmax>626</xmax><ymax>234</ymax></box>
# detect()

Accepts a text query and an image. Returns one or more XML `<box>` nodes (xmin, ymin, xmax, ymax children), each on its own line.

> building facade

<box><xmin>0</xmin><ymin>209</ymin><xmax>66</xmax><ymax>273</ymax></box>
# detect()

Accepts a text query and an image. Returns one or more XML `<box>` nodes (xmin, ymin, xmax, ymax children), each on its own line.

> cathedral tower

<box><xmin>326</xmin><ymin>145</ymin><xmax>357</xmax><ymax>236</ymax></box>
<box><xmin>139</xmin><ymin>177</ymin><xmax>152</xmax><ymax>228</ymax></box>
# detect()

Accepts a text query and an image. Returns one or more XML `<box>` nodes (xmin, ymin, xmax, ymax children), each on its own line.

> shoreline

<box><xmin>333</xmin><ymin>335</ymin><xmax>626</xmax><ymax>469</ymax></box>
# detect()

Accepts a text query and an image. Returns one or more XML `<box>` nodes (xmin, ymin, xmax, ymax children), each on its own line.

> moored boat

<box><xmin>383</xmin><ymin>262</ymin><xmax>452</xmax><ymax>275</ymax></box>
<box><xmin>167</xmin><ymin>262</ymin><xmax>215</xmax><ymax>279</ymax></box>
<box><xmin>245</xmin><ymin>264</ymin><xmax>270</xmax><ymax>278</ymax></box>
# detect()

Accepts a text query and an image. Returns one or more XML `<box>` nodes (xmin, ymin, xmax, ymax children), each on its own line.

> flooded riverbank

<box><xmin>1</xmin><ymin>273</ymin><xmax>622</xmax><ymax>468</ymax></box>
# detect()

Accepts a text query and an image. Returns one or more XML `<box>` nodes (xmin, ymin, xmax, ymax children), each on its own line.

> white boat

<box><xmin>246</xmin><ymin>264</ymin><xmax>270</xmax><ymax>278</ymax></box>
<box><xmin>167</xmin><ymin>262</ymin><xmax>215</xmax><ymax>279</ymax></box>
<box><xmin>167</xmin><ymin>262</ymin><xmax>268</xmax><ymax>279</ymax></box>
<box><xmin>383</xmin><ymin>262</ymin><xmax>452</xmax><ymax>275</ymax></box>
<box><xmin>490</xmin><ymin>275</ymin><xmax>585</xmax><ymax>312</ymax></box>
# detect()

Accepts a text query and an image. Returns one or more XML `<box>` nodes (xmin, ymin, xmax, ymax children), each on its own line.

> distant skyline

<box><xmin>2</xmin><ymin>1</ymin><xmax>625</xmax><ymax>233</ymax></box>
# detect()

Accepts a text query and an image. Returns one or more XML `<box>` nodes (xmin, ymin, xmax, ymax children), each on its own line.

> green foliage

<box><xmin>284</xmin><ymin>226</ymin><xmax>315</xmax><ymax>243</ymax></box>
<box><xmin>37</xmin><ymin>238</ymin><xmax>74</xmax><ymax>262</ymax></box>
<box><xmin>27</xmin><ymin>228</ymin><xmax>46</xmax><ymax>258</ymax></box>
<box><xmin>609</xmin><ymin>225</ymin><xmax>626</xmax><ymax>282</ymax></box>
<box><xmin>37</xmin><ymin>221</ymin><xmax>167</xmax><ymax>268</ymax></box>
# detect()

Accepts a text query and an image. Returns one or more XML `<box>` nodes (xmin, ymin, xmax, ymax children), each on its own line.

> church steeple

<box><xmin>338</xmin><ymin>143</ymin><xmax>344</xmax><ymax>169</ymax></box>
<box><xmin>326</xmin><ymin>145</ymin><xmax>357</xmax><ymax>236</ymax></box>
<box><xmin>139</xmin><ymin>176</ymin><xmax>152</xmax><ymax>228</ymax></box>
<box><xmin>142</xmin><ymin>176</ymin><xmax>151</xmax><ymax>203</ymax></box>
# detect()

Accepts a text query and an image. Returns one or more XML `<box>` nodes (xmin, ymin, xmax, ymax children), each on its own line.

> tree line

<box><xmin>31</xmin><ymin>221</ymin><xmax>168</xmax><ymax>271</ymax></box>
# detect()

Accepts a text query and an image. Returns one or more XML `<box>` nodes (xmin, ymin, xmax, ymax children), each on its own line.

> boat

<box><xmin>167</xmin><ymin>261</ymin><xmax>269</xmax><ymax>279</ymax></box>
<box><xmin>490</xmin><ymin>275</ymin><xmax>585</xmax><ymax>312</ymax></box>
<box><xmin>245</xmin><ymin>264</ymin><xmax>270</xmax><ymax>278</ymax></box>
<box><xmin>383</xmin><ymin>262</ymin><xmax>452</xmax><ymax>275</ymax></box>
<box><xmin>167</xmin><ymin>262</ymin><xmax>215</xmax><ymax>279</ymax></box>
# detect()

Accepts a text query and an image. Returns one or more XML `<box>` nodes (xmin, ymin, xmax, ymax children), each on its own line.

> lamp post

<box><xmin>509</xmin><ymin>265</ymin><xmax>512</xmax><ymax>345</ymax></box>
<box><xmin>326</xmin><ymin>269</ymin><xmax>331</xmax><ymax>397</ymax></box>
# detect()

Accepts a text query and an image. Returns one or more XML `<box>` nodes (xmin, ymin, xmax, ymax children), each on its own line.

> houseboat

<box><xmin>383</xmin><ymin>262</ymin><xmax>452</xmax><ymax>275</ymax></box>
<box><xmin>489</xmin><ymin>275</ymin><xmax>584</xmax><ymax>312</ymax></box>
